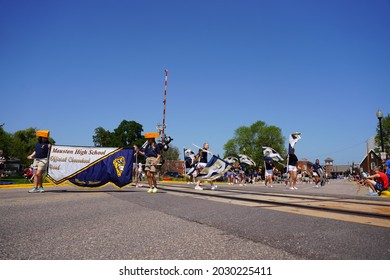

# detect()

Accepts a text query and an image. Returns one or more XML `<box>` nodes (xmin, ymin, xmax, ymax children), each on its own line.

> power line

<box><xmin>303</xmin><ymin>140</ymin><xmax>367</xmax><ymax>160</ymax></box>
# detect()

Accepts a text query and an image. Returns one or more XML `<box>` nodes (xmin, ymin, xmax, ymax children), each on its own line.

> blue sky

<box><xmin>1</xmin><ymin>0</ymin><xmax>389</xmax><ymax>165</ymax></box>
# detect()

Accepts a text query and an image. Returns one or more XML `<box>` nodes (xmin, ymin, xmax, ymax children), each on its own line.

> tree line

<box><xmin>1</xmin><ymin>114</ymin><xmax>389</xmax><ymax>169</ymax></box>
<box><xmin>0</xmin><ymin>121</ymin><xmax>179</xmax><ymax>168</ymax></box>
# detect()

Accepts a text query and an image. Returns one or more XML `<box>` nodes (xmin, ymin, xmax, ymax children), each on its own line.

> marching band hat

<box><xmin>36</xmin><ymin>130</ymin><xmax>50</xmax><ymax>138</ymax></box>
<box><xmin>144</xmin><ymin>132</ymin><xmax>159</xmax><ymax>139</ymax></box>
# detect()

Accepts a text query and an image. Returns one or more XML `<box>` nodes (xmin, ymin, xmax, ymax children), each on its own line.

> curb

<box><xmin>0</xmin><ymin>183</ymin><xmax>54</xmax><ymax>190</ymax></box>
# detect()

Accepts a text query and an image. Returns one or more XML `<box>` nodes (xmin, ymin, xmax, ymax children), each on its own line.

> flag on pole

<box><xmin>238</xmin><ymin>154</ymin><xmax>256</xmax><ymax>167</ymax></box>
<box><xmin>262</xmin><ymin>147</ymin><xmax>283</xmax><ymax>161</ymax></box>
<box><xmin>184</xmin><ymin>148</ymin><xmax>197</xmax><ymax>177</ymax></box>
<box><xmin>195</xmin><ymin>155</ymin><xmax>231</xmax><ymax>181</ymax></box>
<box><xmin>289</xmin><ymin>132</ymin><xmax>301</xmax><ymax>153</ymax></box>
<box><xmin>184</xmin><ymin>148</ymin><xmax>196</xmax><ymax>168</ymax></box>
<box><xmin>224</xmin><ymin>156</ymin><xmax>238</xmax><ymax>165</ymax></box>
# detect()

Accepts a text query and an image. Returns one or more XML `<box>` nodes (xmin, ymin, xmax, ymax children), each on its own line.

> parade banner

<box><xmin>47</xmin><ymin>145</ymin><xmax>134</xmax><ymax>188</ymax></box>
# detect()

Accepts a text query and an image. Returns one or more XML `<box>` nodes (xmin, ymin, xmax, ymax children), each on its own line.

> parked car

<box><xmin>164</xmin><ymin>171</ymin><xmax>184</xmax><ymax>178</ymax></box>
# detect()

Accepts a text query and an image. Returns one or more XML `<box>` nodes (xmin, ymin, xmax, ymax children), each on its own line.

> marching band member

<box><xmin>136</xmin><ymin>133</ymin><xmax>161</xmax><ymax>194</ymax></box>
<box><xmin>194</xmin><ymin>143</ymin><xmax>217</xmax><ymax>191</ymax></box>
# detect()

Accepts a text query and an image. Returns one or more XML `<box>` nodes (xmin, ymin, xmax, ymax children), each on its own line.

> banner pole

<box><xmin>135</xmin><ymin>152</ymin><xmax>139</xmax><ymax>187</ymax></box>
<box><xmin>161</xmin><ymin>69</ymin><xmax>168</xmax><ymax>144</ymax></box>
<box><xmin>286</xmin><ymin>134</ymin><xmax>292</xmax><ymax>186</ymax></box>
<box><xmin>192</xmin><ymin>143</ymin><xmax>214</xmax><ymax>155</ymax></box>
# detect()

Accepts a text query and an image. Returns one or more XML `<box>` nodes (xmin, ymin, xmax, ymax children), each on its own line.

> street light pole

<box><xmin>366</xmin><ymin>139</ymin><xmax>370</xmax><ymax>173</ymax></box>
<box><xmin>376</xmin><ymin>109</ymin><xmax>385</xmax><ymax>160</ymax></box>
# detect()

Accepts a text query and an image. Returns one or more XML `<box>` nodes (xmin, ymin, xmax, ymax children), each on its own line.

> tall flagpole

<box><xmin>161</xmin><ymin>69</ymin><xmax>168</xmax><ymax>144</ymax></box>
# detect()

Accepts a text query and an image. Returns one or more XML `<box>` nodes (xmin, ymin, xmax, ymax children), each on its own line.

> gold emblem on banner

<box><xmin>113</xmin><ymin>156</ymin><xmax>126</xmax><ymax>177</ymax></box>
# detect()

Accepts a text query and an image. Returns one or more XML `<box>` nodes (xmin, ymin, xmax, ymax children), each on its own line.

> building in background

<box><xmin>161</xmin><ymin>160</ymin><xmax>185</xmax><ymax>176</ymax></box>
<box><xmin>360</xmin><ymin>150</ymin><xmax>382</xmax><ymax>174</ymax></box>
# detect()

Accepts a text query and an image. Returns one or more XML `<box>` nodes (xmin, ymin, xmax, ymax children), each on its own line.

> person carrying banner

<box><xmin>28</xmin><ymin>131</ymin><xmax>51</xmax><ymax>193</ymax></box>
<box><xmin>136</xmin><ymin>134</ymin><xmax>161</xmax><ymax>194</ymax></box>
<box><xmin>287</xmin><ymin>148</ymin><xmax>299</xmax><ymax>190</ymax></box>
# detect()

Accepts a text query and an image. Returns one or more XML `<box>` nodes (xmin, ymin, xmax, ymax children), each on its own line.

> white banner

<box><xmin>48</xmin><ymin>145</ymin><xmax>120</xmax><ymax>184</ymax></box>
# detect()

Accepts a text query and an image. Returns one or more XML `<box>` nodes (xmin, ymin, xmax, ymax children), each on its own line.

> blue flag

<box><xmin>195</xmin><ymin>155</ymin><xmax>231</xmax><ymax>181</ymax></box>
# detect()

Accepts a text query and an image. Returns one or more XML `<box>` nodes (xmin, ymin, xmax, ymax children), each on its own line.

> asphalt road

<box><xmin>0</xmin><ymin>181</ymin><xmax>389</xmax><ymax>260</ymax></box>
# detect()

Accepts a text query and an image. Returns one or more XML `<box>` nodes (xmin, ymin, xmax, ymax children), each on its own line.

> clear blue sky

<box><xmin>1</xmin><ymin>0</ymin><xmax>389</xmax><ymax>165</ymax></box>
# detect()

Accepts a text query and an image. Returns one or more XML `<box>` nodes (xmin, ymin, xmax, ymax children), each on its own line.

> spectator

<box><xmin>137</xmin><ymin>162</ymin><xmax>143</xmax><ymax>182</ymax></box>
<box><xmin>23</xmin><ymin>166</ymin><xmax>34</xmax><ymax>182</ymax></box>
<box><xmin>363</xmin><ymin>166</ymin><xmax>389</xmax><ymax>196</ymax></box>
<box><xmin>385</xmin><ymin>157</ymin><xmax>390</xmax><ymax>182</ymax></box>
<box><xmin>0</xmin><ymin>150</ymin><xmax>5</xmax><ymax>178</ymax></box>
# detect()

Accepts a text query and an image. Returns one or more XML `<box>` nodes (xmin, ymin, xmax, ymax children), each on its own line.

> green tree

<box><xmin>162</xmin><ymin>145</ymin><xmax>180</xmax><ymax>160</ymax></box>
<box><xmin>93</xmin><ymin>120</ymin><xmax>144</xmax><ymax>148</ymax></box>
<box><xmin>0</xmin><ymin>124</ymin><xmax>13</xmax><ymax>157</ymax></box>
<box><xmin>113</xmin><ymin>120</ymin><xmax>143</xmax><ymax>147</ymax></box>
<box><xmin>375</xmin><ymin>113</ymin><xmax>390</xmax><ymax>155</ymax></box>
<box><xmin>93</xmin><ymin>127</ymin><xmax>113</xmax><ymax>147</ymax></box>
<box><xmin>0</xmin><ymin>126</ymin><xmax>55</xmax><ymax>166</ymax></box>
<box><xmin>224</xmin><ymin>139</ymin><xmax>237</xmax><ymax>157</ymax></box>
<box><xmin>223</xmin><ymin>121</ymin><xmax>286</xmax><ymax>166</ymax></box>
<box><xmin>11</xmin><ymin>128</ymin><xmax>37</xmax><ymax>166</ymax></box>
